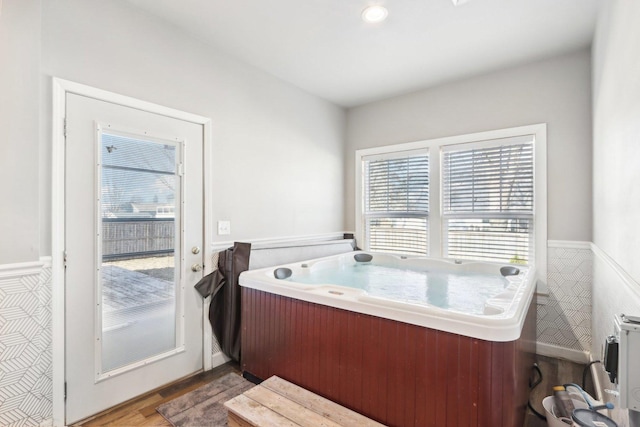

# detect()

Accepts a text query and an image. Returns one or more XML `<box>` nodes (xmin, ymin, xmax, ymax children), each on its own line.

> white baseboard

<box><xmin>537</xmin><ymin>342</ymin><xmax>591</xmax><ymax>364</ymax></box>
<box><xmin>211</xmin><ymin>351</ymin><xmax>231</xmax><ymax>369</ymax></box>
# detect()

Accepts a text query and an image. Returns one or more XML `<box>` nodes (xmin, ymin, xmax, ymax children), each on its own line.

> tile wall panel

<box><xmin>0</xmin><ymin>261</ymin><xmax>52</xmax><ymax>427</ymax></box>
<box><xmin>537</xmin><ymin>244</ymin><xmax>592</xmax><ymax>353</ymax></box>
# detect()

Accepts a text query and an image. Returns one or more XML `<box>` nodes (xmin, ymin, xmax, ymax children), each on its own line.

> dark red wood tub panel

<box><xmin>241</xmin><ymin>288</ymin><xmax>536</xmax><ymax>427</ymax></box>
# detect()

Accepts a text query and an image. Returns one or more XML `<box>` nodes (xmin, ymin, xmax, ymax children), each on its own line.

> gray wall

<box><xmin>0</xmin><ymin>0</ymin><xmax>595</xmax><ymax>263</ymax></box>
<box><xmin>40</xmin><ymin>0</ymin><xmax>346</xmax><ymax>253</ymax></box>
<box><xmin>0</xmin><ymin>0</ymin><xmax>41</xmax><ymax>264</ymax></box>
<box><xmin>591</xmin><ymin>2</ymin><xmax>640</xmax><ymax>425</ymax></box>
<box><xmin>592</xmin><ymin>0</ymin><xmax>640</xmax><ymax>284</ymax></box>
<box><xmin>345</xmin><ymin>50</ymin><xmax>593</xmax><ymax>242</ymax></box>
<box><xmin>16</xmin><ymin>0</ymin><xmax>345</xmax><ymax>261</ymax></box>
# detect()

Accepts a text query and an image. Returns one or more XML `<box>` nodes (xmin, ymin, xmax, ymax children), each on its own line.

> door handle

<box><xmin>191</xmin><ymin>263</ymin><xmax>203</xmax><ymax>272</ymax></box>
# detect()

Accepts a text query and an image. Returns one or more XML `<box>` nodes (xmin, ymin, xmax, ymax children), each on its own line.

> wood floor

<box><xmin>74</xmin><ymin>362</ymin><xmax>240</xmax><ymax>426</ymax></box>
<box><xmin>524</xmin><ymin>355</ymin><xmax>595</xmax><ymax>427</ymax></box>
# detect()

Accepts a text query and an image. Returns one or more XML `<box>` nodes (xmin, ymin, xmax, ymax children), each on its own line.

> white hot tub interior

<box><xmin>240</xmin><ymin>251</ymin><xmax>536</xmax><ymax>342</ymax></box>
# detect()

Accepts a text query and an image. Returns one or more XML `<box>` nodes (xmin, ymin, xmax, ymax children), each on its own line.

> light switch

<box><xmin>217</xmin><ymin>220</ymin><xmax>231</xmax><ymax>235</ymax></box>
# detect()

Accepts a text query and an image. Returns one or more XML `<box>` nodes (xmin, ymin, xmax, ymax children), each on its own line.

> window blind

<box><xmin>442</xmin><ymin>140</ymin><xmax>534</xmax><ymax>264</ymax></box>
<box><xmin>364</xmin><ymin>154</ymin><xmax>429</xmax><ymax>255</ymax></box>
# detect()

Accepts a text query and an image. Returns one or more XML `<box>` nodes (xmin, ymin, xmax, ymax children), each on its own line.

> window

<box><xmin>442</xmin><ymin>137</ymin><xmax>534</xmax><ymax>264</ymax></box>
<box><xmin>363</xmin><ymin>152</ymin><xmax>429</xmax><ymax>255</ymax></box>
<box><xmin>356</xmin><ymin>124</ymin><xmax>546</xmax><ymax>272</ymax></box>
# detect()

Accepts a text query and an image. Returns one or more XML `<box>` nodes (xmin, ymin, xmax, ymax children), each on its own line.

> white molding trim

<box><xmin>51</xmin><ymin>77</ymin><xmax>66</xmax><ymax>427</ymax></box>
<box><xmin>202</xmin><ymin>119</ymin><xmax>214</xmax><ymax>372</ymax></box>
<box><xmin>51</xmin><ymin>77</ymin><xmax>213</xmax><ymax>425</ymax></box>
<box><xmin>211</xmin><ymin>351</ymin><xmax>231</xmax><ymax>368</ymax></box>
<box><xmin>211</xmin><ymin>232</ymin><xmax>350</xmax><ymax>252</ymax></box>
<box><xmin>548</xmin><ymin>240</ymin><xmax>593</xmax><ymax>250</ymax></box>
<box><xmin>535</xmin><ymin>124</ymin><xmax>548</xmax><ymax>292</ymax></box>
<box><xmin>0</xmin><ymin>260</ymin><xmax>44</xmax><ymax>278</ymax></box>
<box><xmin>591</xmin><ymin>243</ymin><xmax>640</xmax><ymax>300</ymax></box>
<box><xmin>52</xmin><ymin>79</ymin><xmax>211</xmax><ymax>125</ymax></box>
<box><xmin>537</xmin><ymin>342</ymin><xmax>591</xmax><ymax>364</ymax></box>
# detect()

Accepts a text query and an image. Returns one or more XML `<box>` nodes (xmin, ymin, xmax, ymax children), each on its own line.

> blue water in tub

<box><xmin>293</xmin><ymin>264</ymin><xmax>509</xmax><ymax>315</ymax></box>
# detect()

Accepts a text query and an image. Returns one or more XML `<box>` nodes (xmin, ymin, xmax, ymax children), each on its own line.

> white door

<box><xmin>64</xmin><ymin>93</ymin><xmax>204</xmax><ymax>424</ymax></box>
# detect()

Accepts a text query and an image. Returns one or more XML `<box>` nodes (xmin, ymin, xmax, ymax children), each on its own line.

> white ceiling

<box><xmin>124</xmin><ymin>0</ymin><xmax>601</xmax><ymax>107</ymax></box>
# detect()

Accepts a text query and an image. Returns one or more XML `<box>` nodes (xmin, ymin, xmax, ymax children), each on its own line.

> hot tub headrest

<box><xmin>274</xmin><ymin>267</ymin><xmax>293</xmax><ymax>280</ymax></box>
<box><xmin>354</xmin><ymin>253</ymin><xmax>373</xmax><ymax>263</ymax></box>
<box><xmin>500</xmin><ymin>266</ymin><xmax>520</xmax><ymax>277</ymax></box>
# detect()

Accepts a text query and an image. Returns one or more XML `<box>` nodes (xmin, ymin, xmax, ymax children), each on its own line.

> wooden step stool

<box><xmin>224</xmin><ymin>376</ymin><xmax>385</xmax><ymax>427</ymax></box>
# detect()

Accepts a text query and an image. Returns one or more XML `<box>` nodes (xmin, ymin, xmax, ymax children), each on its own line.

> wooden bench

<box><xmin>224</xmin><ymin>376</ymin><xmax>385</xmax><ymax>427</ymax></box>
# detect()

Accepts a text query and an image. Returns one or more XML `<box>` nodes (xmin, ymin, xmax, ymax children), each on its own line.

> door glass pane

<box><xmin>99</xmin><ymin>132</ymin><xmax>179</xmax><ymax>372</ymax></box>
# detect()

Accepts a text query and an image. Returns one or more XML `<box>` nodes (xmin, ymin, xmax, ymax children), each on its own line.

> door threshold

<box><xmin>70</xmin><ymin>361</ymin><xmax>240</xmax><ymax>426</ymax></box>
<box><xmin>70</xmin><ymin>369</ymin><xmax>204</xmax><ymax>426</ymax></box>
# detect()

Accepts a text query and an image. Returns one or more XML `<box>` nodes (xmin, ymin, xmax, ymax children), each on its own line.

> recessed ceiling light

<box><xmin>362</xmin><ymin>5</ymin><xmax>388</xmax><ymax>23</ymax></box>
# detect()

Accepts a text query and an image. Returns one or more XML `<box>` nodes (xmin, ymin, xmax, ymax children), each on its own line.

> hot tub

<box><xmin>241</xmin><ymin>251</ymin><xmax>535</xmax><ymax>342</ymax></box>
<box><xmin>240</xmin><ymin>251</ymin><xmax>537</xmax><ymax>427</ymax></box>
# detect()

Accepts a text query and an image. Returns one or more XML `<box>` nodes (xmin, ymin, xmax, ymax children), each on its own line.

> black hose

<box><xmin>528</xmin><ymin>363</ymin><xmax>547</xmax><ymax>420</ymax></box>
<box><xmin>583</xmin><ymin>360</ymin><xmax>601</xmax><ymax>390</ymax></box>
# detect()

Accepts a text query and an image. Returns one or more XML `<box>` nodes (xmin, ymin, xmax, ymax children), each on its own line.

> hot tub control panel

<box><xmin>614</xmin><ymin>314</ymin><xmax>640</xmax><ymax>412</ymax></box>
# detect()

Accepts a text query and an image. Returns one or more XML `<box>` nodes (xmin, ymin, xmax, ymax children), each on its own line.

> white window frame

<box><xmin>362</xmin><ymin>148</ymin><xmax>430</xmax><ymax>255</ymax></box>
<box><xmin>441</xmin><ymin>135</ymin><xmax>535</xmax><ymax>264</ymax></box>
<box><xmin>355</xmin><ymin>124</ymin><xmax>547</xmax><ymax>292</ymax></box>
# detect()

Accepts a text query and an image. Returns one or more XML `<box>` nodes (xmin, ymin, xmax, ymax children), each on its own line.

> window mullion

<box><xmin>429</xmin><ymin>147</ymin><xmax>441</xmax><ymax>258</ymax></box>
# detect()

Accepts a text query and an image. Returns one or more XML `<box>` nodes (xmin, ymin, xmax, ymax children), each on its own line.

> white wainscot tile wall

<box><xmin>0</xmin><ymin>260</ymin><xmax>52</xmax><ymax>427</ymax></box>
<box><xmin>537</xmin><ymin>243</ymin><xmax>593</xmax><ymax>362</ymax></box>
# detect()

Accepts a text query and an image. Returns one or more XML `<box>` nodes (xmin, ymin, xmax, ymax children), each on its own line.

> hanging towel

<box><xmin>195</xmin><ymin>242</ymin><xmax>251</xmax><ymax>362</ymax></box>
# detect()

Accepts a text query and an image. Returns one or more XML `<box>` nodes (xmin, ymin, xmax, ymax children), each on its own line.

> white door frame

<box><xmin>51</xmin><ymin>78</ymin><xmax>214</xmax><ymax>425</ymax></box>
